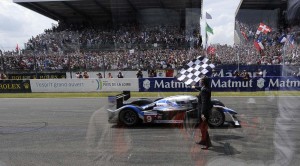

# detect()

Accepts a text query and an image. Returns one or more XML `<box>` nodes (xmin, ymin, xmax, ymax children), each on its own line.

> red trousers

<box><xmin>199</xmin><ymin>120</ymin><xmax>212</xmax><ymax>147</ymax></box>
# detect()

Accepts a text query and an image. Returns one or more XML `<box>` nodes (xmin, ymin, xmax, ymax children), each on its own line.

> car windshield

<box><xmin>142</xmin><ymin>102</ymin><xmax>156</xmax><ymax>110</ymax></box>
<box><xmin>1</xmin><ymin>0</ymin><xmax>299</xmax><ymax>166</ymax></box>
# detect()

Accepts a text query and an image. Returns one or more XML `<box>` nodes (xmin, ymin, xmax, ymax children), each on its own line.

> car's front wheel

<box><xmin>208</xmin><ymin>107</ymin><xmax>225</xmax><ymax>127</ymax></box>
<box><xmin>119</xmin><ymin>109</ymin><xmax>139</xmax><ymax>126</ymax></box>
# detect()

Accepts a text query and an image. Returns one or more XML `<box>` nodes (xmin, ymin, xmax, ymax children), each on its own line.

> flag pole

<box><xmin>237</xmin><ymin>48</ymin><xmax>240</xmax><ymax>72</ymax></box>
<box><xmin>282</xmin><ymin>40</ymin><xmax>287</xmax><ymax>76</ymax></box>
<box><xmin>199</xmin><ymin>15</ymin><xmax>201</xmax><ymax>50</ymax></box>
<box><xmin>204</xmin><ymin>12</ymin><xmax>213</xmax><ymax>54</ymax></box>
<box><xmin>205</xmin><ymin>15</ymin><xmax>207</xmax><ymax>50</ymax></box>
<box><xmin>205</xmin><ymin>31</ymin><xmax>208</xmax><ymax>50</ymax></box>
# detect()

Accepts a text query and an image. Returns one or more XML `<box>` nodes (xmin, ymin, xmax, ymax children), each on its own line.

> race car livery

<box><xmin>107</xmin><ymin>91</ymin><xmax>240</xmax><ymax>127</ymax></box>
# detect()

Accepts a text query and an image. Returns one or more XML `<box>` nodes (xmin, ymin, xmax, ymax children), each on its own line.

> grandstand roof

<box><xmin>13</xmin><ymin>0</ymin><xmax>202</xmax><ymax>24</ymax></box>
<box><xmin>240</xmin><ymin>0</ymin><xmax>287</xmax><ymax>10</ymax></box>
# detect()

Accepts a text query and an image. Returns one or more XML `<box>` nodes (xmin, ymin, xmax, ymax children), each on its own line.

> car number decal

<box><xmin>146</xmin><ymin>116</ymin><xmax>152</xmax><ymax>122</ymax></box>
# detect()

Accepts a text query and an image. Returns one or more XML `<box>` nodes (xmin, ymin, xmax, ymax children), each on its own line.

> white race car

<box><xmin>107</xmin><ymin>91</ymin><xmax>240</xmax><ymax>127</ymax></box>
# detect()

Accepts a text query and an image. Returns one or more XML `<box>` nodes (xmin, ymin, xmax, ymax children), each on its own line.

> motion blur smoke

<box><xmin>273</xmin><ymin>66</ymin><xmax>300</xmax><ymax>166</ymax></box>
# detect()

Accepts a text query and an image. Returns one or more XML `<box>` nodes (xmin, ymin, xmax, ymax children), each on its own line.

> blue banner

<box><xmin>211</xmin><ymin>77</ymin><xmax>300</xmax><ymax>91</ymax></box>
<box><xmin>139</xmin><ymin>78</ymin><xmax>194</xmax><ymax>92</ymax></box>
<box><xmin>213</xmin><ymin>65</ymin><xmax>300</xmax><ymax>77</ymax></box>
<box><xmin>139</xmin><ymin>77</ymin><xmax>300</xmax><ymax>92</ymax></box>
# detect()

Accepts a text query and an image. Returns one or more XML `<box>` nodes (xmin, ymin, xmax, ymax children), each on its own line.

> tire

<box><xmin>119</xmin><ymin>109</ymin><xmax>139</xmax><ymax>126</ymax></box>
<box><xmin>208</xmin><ymin>107</ymin><xmax>225</xmax><ymax>127</ymax></box>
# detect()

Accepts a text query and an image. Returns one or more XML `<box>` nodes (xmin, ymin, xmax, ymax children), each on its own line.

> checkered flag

<box><xmin>176</xmin><ymin>56</ymin><xmax>215</xmax><ymax>86</ymax></box>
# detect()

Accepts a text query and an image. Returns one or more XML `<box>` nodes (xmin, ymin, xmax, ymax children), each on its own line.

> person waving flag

<box><xmin>256</xmin><ymin>23</ymin><xmax>272</xmax><ymax>35</ymax></box>
<box><xmin>176</xmin><ymin>56</ymin><xmax>215</xmax><ymax>86</ymax></box>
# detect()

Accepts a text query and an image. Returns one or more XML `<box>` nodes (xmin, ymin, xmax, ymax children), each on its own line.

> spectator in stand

<box><xmin>256</xmin><ymin>69</ymin><xmax>263</xmax><ymax>77</ymax></box>
<box><xmin>108</xmin><ymin>73</ymin><xmax>113</xmax><ymax>78</ymax></box>
<box><xmin>296</xmin><ymin>68</ymin><xmax>300</xmax><ymax>77</ymax></box>
<box><xmin>76</xmin><ymin>72</ymin><xmax>83</xmax><ymax>78</ymax></box>
<box><xmin>241</xmin><ymin>70</ymin><xmax>250</xmax><ymax>81</ymax></box>
<box><xmin>136</xmin><ymin>69</ymin><xmax>143</xmax><ymax>78</ymax></box>
<box><xmin>0</xmin><ymin>73</ymin><xmax>7</xmax><ymax>80</ymax></box>
<box><xmin>96</xmin><ymin>72</ymin><xmax>103</xmax><ymax>78</ymax></box>
<box><xmin>76</xmin><ymin>72</ymin><xmax>80</xmax><ymax>78</ymax></box>
<box><xmin>148</xmin><ymin>69</ymin><xmax>157</xmax><ymax>77</ymax></box>
<box><xmin>233</xmin><ymin>70</ymin><xmax>241</xmax><ymax>78</ymax></box>
<box><xmin>83</xmin><ymin>71</ymin><xmax>89</xmax><ymax>78</ymax></box>
<box><xmin>1</xmin><ymin>21</ymin><xmax>299</xmax><ymax>74</ymax></box>
<box><xmin>117</xmin><ymin>71</ymin><xmax>124</xmax><ymax>78</ymax></box>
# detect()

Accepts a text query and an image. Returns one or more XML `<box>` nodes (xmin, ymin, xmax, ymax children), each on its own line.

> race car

<box><xmin>107</xmin><ymin>91</ymin><xmax>240</xmax><ymax>127</ymax></box>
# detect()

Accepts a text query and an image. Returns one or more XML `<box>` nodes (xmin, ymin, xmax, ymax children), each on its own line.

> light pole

<box><xmin>68</xmin><ymin>53</ymin><xmax>72</xmax><ymax>79</ymax></box>
<box><xmin>102</xmin><ymin>53</ymin><xmax>106</xmax><ymax>78</ymax></box>
<box><xmin>282</xmin><ymin>43</ymin><xmax>287</xmax><ymax>76</ymax></box>
<box><xmin>0</xmin><ymin>50</ymin><xmax>5</xmax><ymax>73</ymax></box>
<box><xmin>33</xmin><ymin>50</ymin><xmax>38</xmax><ymax>79</ymax></box>
<box><xmin>237</xmin><ymin>46</ymin><xmax>240</xmax><ymax>73</ymax></box>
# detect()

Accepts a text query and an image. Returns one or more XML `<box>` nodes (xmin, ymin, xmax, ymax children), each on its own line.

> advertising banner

<box><xmin>212</xmin><ymin>65</ymin><xmax>300</xmax><ymax>77</ymax></box>
<box><xmin>0</xmin><ymin>80</ymin><xmax>31</xmax><ymax>93</ymax></box>
<box><xmin>258</xmin><ymin>76</ymin><xmax>300</xmax><ymax>91</ymax></box>
<box><xmin>7</xmin><ymin>73</ymin><xmax>66</xmax><ymax>79</ymax></box>
<box><xmin>30</xmin><ymin>78</ymin><xmax>139</xmax><ymax>92</ymax></box>
<box><xmin>211</xmin><ymin>77</ymin><xmax>300</xmax><ymax>91</ymax></box>
<box><xmin>139</xmin><ymin>78</ymin><xmax>194</xmax><ymax>92</ymax></box>
<box><xmin>96</xmin><ymin>78</ymin><xmax>139</xmax><ymax>92</ymax></box>
<box><xmin>139</xmin><ymin>77</ymin><xmax>300</xmax><ymax>92</ymax></box>
<box><xmin>211</xmin><ymin>77</ymin><xmax>257</xmax><ymax>91</ymax></box>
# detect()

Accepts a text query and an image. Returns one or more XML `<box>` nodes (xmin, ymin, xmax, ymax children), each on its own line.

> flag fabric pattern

<box><xmin>206</xmin><ymin>12</ymin><xmax>212</xmax><ymax>19</ymax></box>
<box><xmin>206</xmin><ymin>23</ymin><xmax>214</xmax><ymax>35</ymax></box>
<box><xmin>287</xmin><ymin>34</ymin><xmax>295</xmax><ymax>47</ymax></box>
<box><xmin>287</xmin><ymin>35</ymin><xmax>294</xmax><ymax>44</ymax></box>
<box><xmin>256</xmin><ymin>23</ymin><xmax>271</xmax><ymax>35</ymax></box>
<box><xmin>254</xmin><ymin>40</ymin><xmax>264</xmax><ymax>51</ymax></box>
<box><xmin>16</xmin><ymin>44</ymin><xmax>19</xmax><ymax>52</ymax></box>
<box><xmin>176</xmin><ymin>56</ymin><xmax>215</xmax><ymax>86</ymax></box>
<box><xmin>278</xmin><ymin>34</ymin><xmax>287</xmax><ymax>43</ymax></box>
<box><xmin>207</xmin><ymin>46</ymin><xmax>216</xmax><ymax>54</ymax></box>
<box><xmin>241</xmin><ymin>31</ymin><xmax>248</xmax><ymax>41</ymax></box>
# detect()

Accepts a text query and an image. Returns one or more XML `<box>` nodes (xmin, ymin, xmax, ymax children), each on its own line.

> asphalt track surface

<box><xmin>0</xmin><ymin>96</ymin><xmax>299</xmax><ymax>166</ymax></box>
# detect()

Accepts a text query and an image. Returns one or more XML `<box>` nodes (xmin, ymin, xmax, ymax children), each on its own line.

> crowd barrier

<box><xmin>5</xmin><ymin>65</ymin><xmax>299</xmax><ymax>79</ymax></box>
<box><xmin>0</xmin><ymin>77</ymin><xmax>299</xmax><ymax>93</ymax></box>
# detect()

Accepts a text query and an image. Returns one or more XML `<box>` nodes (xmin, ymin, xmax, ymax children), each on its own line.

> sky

<box><xmin>0</xmin><ymin>0</ymin><xmax>241</xmax><ymax>51</ymax></box>
<box><xmin>201</xmin><ymin>0</ymin><xmax>241</xmax><ymax>46</ymax></box>
<box><xmin>0</xmin><ymin>0</ymin><xmax>57</xmax><ymax>51</ymax></box>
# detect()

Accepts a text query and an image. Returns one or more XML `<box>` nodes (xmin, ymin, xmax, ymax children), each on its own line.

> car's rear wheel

<box><xmin>208</xmin><ymin>107</ymin><xmax>225</xmax><ymax>127</ymax></box>
<box><xmin>119</xmin><ymin>109</ymin><xmax>139</xmax><ymax>126</ymax></box>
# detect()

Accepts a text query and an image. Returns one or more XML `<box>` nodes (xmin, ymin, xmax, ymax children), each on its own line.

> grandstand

<box><xmin>13</xmin><ymin>0</ymin><xmax>203</xmax><ymax>50</ymax></box>
<box><xmin>235</xmin><ymin>0</ymin><xmax>299</xmax><ymax>42</ymax></box>
<box><xmin>235</xmin><ymin>0</ymin><xmax>287</xmax><ymax>44</ymax></box>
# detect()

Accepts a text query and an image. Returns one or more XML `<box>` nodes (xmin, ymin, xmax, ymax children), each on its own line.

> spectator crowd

<box><xmin>0</xmin><ymin>21</ymin><xmax>299</xmax><ymax>74</ymax></box>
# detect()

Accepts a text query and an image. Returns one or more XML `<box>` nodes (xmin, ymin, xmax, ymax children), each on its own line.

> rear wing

<box><xmin>115</xmin><ymin>91</ymin><xmax>131</xmax><ymax>109</ymax></box>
